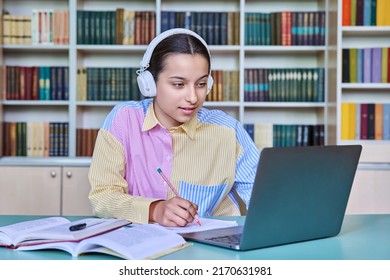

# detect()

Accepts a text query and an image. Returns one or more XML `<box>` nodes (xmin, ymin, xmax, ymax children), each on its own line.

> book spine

<box><xmin>367</xmin><ymin>103</ymin><xmax>375</xmax><ymax>139</ymax></box>
<box><xmin>371</xmin><ymin>48</ymin><xmax>382</xmax><ymax>83</ymax></box>
<box><xmin>382</xmin><ymin>48</ymin><xmax>388</xmax><ymax>82</ymax></box>
<box><xmin>356</xmin><ymin>0</ymin><xmax>364</xmax><ymax>26</ymax></box>
<box><xmin>360</xmin><ymin>103</ymin><xmax>368</xmax><ymax>139</ymax></box>
<box><xmin>375</xmin><ymin>103</ymin><xmax>383</xmax><ymax>140</ymax></box>
<box><xmin>363</xmin><ymin>48</ymin><xmax>372</xmax><ymax>83</ymax></box>
<box><xmin>383</xmin><ymin>104</ymin><xmax>390</xmax><ymax>140</ymax></box>
<box><xmin>363</xmin><ymin>0</ymin><xmax>372</xmax><ymax>26</ymax></box>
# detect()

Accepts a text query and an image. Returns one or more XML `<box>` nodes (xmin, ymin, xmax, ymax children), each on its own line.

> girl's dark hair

<box><xmin>147</xmin><ymin>33</ymin><xmax>211</xmax><ymax>81</ymax></box>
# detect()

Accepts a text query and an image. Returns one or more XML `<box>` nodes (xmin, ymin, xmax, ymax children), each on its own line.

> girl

<box><xmin>88</xmin><ymin>28</ymin><xmax>259</xmax><ymax>227</ymax></box>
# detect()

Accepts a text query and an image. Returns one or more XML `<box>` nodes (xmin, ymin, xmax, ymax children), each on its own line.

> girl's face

<box><xmin>153</xmin><ymin>53</ymin><xmax>209</xmax><ymax>129</ymax></box>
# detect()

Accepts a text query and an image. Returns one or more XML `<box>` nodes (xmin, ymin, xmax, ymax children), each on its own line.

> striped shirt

<box><xmin>88</xmin><ymin>98</ymin><xmax>260</xmax><ymax>224</ymax></box>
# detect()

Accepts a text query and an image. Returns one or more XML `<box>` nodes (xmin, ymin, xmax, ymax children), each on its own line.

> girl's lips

<box><xmin>180</xmin><ymin>107</ymin><xmax>196</xmax><ymax>115</ymax></box>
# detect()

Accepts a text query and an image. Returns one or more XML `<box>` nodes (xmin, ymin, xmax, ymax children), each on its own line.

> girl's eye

<box><xmin>196</xmin><ymin>81</ymin><xmax>207</xmax><ymax>88</ymax></box>
<box><xmin>173</xmin><ymin>82</ymin><xmax>184</xmax><ymax>88</ymax></box>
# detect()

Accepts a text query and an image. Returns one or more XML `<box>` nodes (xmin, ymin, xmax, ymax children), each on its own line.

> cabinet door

<box><xmin>62</xmin><ymin>167</ymin><xmax>94</xmax><ymax>216</ymax></box>
<box><xmin>0</xmin><ymin>166</ymin><xmax>61</xmax><ymax>215</ymax></box>
<box><xmin>346</xmin><ymin>169</ymin><xmax>390</xmax><ymax>214</ymax></box>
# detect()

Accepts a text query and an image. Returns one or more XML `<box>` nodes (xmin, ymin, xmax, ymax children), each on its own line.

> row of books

<box><xmin>161</xmin><ymin>11</ymin><xmax>240</xmax><ymax>46</ymax></box>
<box><xmin>2</xmin><ymin>10</ymin><xmax>69</xmax><ymax>45</ymax></box>
<box><xmin>2</xmin><ymin>122</ymin><xmax>69</xmax><ymax>157</ymax></box>
<box><xmin>244</xmin><ymin>68</ymin><xmax>325</xmax><ymax>102</ymax></box>
<box><xmin>77</xmin><ymin>67</ymin><xmax>240</xmax><ymax>102</ymax></box>
<box><xmin>341</xmin><ymin>103</ymin><xmax>390</xmax><ymax>140</ymax></box>
<box><xmin>77</xmin><ymin>67</ymin><xmax>142</xmax><ymax>102</ymax></box>
<box><xmin>76</xmin><ymin>128</ymin><xmax>99</xmax><ymax>157</ymax></box>
<box><xmin>3</xmin><ymin>66</ymin><xmax>69</xmax><ymax>101</ymax></box>
<box><xmin>342</xmin><ymin>0</ymin><xmax>390</xmax><ymax>26</ymax></box>
<box><xmin>206</xmin><ymin>70</ymin><xmax>239</xmax><ymax>102</ymax></box>
<box><xmin>77</xmin><ymin>9</ymin><xmax>155</xmax><ymax>45</ymax></box>
<box><xmin>245</xmin><ymin>11</ymin><xmax>325</xmax><ymax>46</ymax></box>
<box><xmin>342</xmin><ymin>48</ymin><xmax>390</xmax><ymax>83</ymax></box>
<box><xmin>244</xmin><ymin>123</ymin><xmax>325</xmax><ymax>150</ymax></box>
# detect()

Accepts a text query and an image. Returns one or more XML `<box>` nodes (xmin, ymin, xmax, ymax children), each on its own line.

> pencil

<box><xmin>157</xmin><ymin>167</ymin><xmax>201</xmax><ymax>226</ymax></box>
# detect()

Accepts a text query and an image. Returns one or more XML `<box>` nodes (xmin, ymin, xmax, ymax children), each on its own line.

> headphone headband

<box><xmin>137</xmin><ymin>28</ymin><xmax>213</xmax><ymax>97</ymax></box>
<box><xmin>139</xmin><ymin>28</ymin><xmax>211</xmax><ymax>71</ymax></box>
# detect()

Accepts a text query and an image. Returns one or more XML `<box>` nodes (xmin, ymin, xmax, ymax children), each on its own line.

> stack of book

<box><xmin>206</xmin><ymin>70</ymin><xmax>239</xmax><ymax>102</ymax></box>
<box><xmin>342</xmin><ymin>48</ymin><xmax>390</xmax><ymax>83</ymax></box>
<box><xmin>2</xmin><ymin>122</ymin><xmax>69</xmax><ymax>157</ymax></box>
<box><xmin>76</xmin><ymin>128</ymin><xmax>99</xmax><ymax>157</ymax></box>
<box><xmin>341</xmin><ymin>102</ymin><xmax>390</xmax><ymax>140</ymax></box>
<box><xmin>77</xmin><ymin>67</ymin><xmax>142</xmax><ymax>101</ymax></box>
<box><xmin>161</xmin><ymin>11</ymin><xmax>240</xmax><ymax>45</ymax></box>
<box><xmin>342</xmin><ymin>0</ymin><xmax>390</xmax><ymax>26</ymax></box>
<box><xmin>244</xmin><ymin>68</ymin><xmax>324</xmax><ymax>102</ymax></box>
<box><xmin>2</xmin><ymin>10</ymin><xmax>69</xmax><ymax>45</ymax></box>
<box><xmin>77</xmin><ymin>9</ymin><xmax>155</xmax><ymax>45</ymax></box>
<box><xmin>244</xmin><ymin>123</ymin><xmax>325</xmax><ymax>151</ymax></box>
<box><xmin>3</xmin><ymin>66</ymin><xmax>69</xmax><ymax>101</ymax></box>
<box><xmin>244</xmin><ymin>11</ymin><xmax>326</xmax><ymax>46</ymax></box>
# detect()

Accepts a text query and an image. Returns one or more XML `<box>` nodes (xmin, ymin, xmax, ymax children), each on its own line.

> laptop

<box><xmin>181</xmin><ymin>145</ymin><xmax>362</xmax><ymax>251</ymax></box>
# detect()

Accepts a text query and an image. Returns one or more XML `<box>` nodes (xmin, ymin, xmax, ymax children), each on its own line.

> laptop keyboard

<box><xmin>206</xmin><ymin>233</ymin><xmax>242</xmax><ymax>245</ymax></box>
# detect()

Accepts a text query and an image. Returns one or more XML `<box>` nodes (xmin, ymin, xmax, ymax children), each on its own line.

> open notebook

<box><xmin>181</xmin><ymin>145</ymin><xmax>362</xmax><ymax>251</ymax></box>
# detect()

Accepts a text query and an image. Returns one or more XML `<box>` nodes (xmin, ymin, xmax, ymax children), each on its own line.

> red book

<box><xmin>281</xmin><ymin>11</ymin><xmax>288</xmax><ymax>46</ymax></box>
<box><xmin>31</xmin><ymin>66</ymin><xmax>39</xmax><ymax>100</ymax></box>
<box><xmin>25</xmin><ymin>66</ymin><xmax>33</xmax><ymax>100</ymax></box>
<box><xmin>14</xmin><ymin>67</ymin><xmax>20</xmax><ymax>100</ymax></box>
<box><xmin>360</xmin><ymin>103</ymin><xmax>368</xmax><ymax>139</ymax></box>
<box><xmin>343</xmin><ymin>0</ymin><xmax>351</xmax><ymax>26</ymax></box>
<box><xmin>2</xmin><ymin>66</ymin><xmax>6</xmax><ymax>100</ymax></box>
<box><xmin>19</xmin><ymin>66</ymin><xmax>26</xmax><ymax>100</ymax></box>
<box><xmin>134</xmin><ymin>11</ymin><xmax>142</xmax><ymax>45</ymax></box>
<box><xmin>286</xmin><ymin>11</ymin><xmax>292</xmax><ymax>46</ymax></box>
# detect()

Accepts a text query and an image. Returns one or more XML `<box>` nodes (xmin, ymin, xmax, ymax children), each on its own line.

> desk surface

<box><xmin>0</xmin><ymin>214</ymin><xmax>389</xmax><ymax>260</ymax></box>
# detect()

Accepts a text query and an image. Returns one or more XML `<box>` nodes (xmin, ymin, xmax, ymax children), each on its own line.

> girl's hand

<box><xmin>149</xmin><ymin>197</ymin><xmax>199</xmax><ymax>227</ymax></box>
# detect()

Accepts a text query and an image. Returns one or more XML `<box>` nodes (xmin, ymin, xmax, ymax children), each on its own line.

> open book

<box><xmin>0</xmin><ymin>217</ymin><xmax>130</xmax><ymax>248</ymax></box>
<box><xmin>17</xmin><ymin>224</ymin><xmax>189</xmax><ymax>260</ymax></box>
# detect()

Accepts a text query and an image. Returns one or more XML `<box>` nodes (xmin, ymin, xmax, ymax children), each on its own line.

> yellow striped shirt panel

<box><xmin>88</xmin><ymin>129</ymin><xmax>160</xmax><ymax>224</ymax></box>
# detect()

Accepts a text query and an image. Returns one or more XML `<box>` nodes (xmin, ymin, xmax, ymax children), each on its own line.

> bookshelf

<box><xmin>0</xmin><ymin>0</ymin><xmax>337</xmax><ymax>164</ymax></box>
<box><xmin>338</xmin><ymin>0</ymin><xmax>390</xmax><ymax>214</ymax></box>
<box><xmin>337</xmin><ymin>0</ymin><xmax>390</xmax><ymax>161</ymax></box>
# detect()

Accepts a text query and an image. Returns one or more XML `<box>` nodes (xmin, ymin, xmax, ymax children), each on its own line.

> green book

<box><xmin>104</xmin><ymin>68</ymin><xmax>111</xmax><ymax>101</ymax></box>
<box><xmin>371</xmin><ymin>0</ymin><xmax>377</xmax><ymax>26</ymax></box>
<box><xmin>44</xmin><ymin>66</ymin><xmax>51</xmax><ymax>100</ymax></box>
<box><xmin>95</xmin><ymin>11</ymin><xmax>101</xmax><ymax>45</ymax></box>
<box><xmin>351</xmin><ymin>0</ymin><xmax>357</xmax><ymax>26</ymax></box>
<box><xmin>306</xmin><ymin>69</ymin><xmax>313</xmax><ymax>102</ymax></box>
<box><xmin>98</xmin><ymin>68</ymin><xmax>105</xmax><ymax>100</ymax></box>
<box><xmin>301</xmin><ymin>69</ymin><xmax>308</xmax><ymax>102</ymax></box>
<box><xmin>117</xmin><ymin>68</ymin><xmax>124</xmax><ymax>101</ymax></box>
<box><xmin>312</xmin><ymin>69</ymin><xmax>319</xmax><ymax>102</ymax></box>
<box><xmin>295</xmin><ymin>69</ymin><xmax>303</xmax><ymax>102</ymax></box>
<box><xmin>84</xmin><ymin>11</ymin><xmax>90</xmax><ymax>44</ymax></box>
<box><xmin>89</xmin><ymin>11</ymin><xmax>97</xmax><ymax>44</ymax></box>
<box><xmin>110</xmin><ymin>68</ymin><xmax>116</xmax><ymax>100</ymax></box>
<box><xmin>349</xmin><ymin>48</ymin><xmax>358</xmax><ymax>83</ymax></box>
<box><xmin>382</xmin><ymin>48</ymin><xmax>388</xmax><ymax>82</ymax></box>
<box><xmin>290</xmin><ymin>69</ymin><xmax>297</xmax><ymax>102</ymax></box>
<box><xmin>280</xmin><ymin>69</ymin><xmax>286</xmax><ymax>102</ymax></box>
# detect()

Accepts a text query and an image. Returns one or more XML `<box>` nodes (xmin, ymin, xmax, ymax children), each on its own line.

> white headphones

<box><xmin>136</xmin><ymin>28</ymin><xmax>214</xmax><ymax>97</ymax></box>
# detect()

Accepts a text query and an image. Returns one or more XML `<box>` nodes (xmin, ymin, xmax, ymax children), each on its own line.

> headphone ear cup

<box><xmin>137</xmin><ymin>70</ymin><xmax>157</xmax><ymax>97</ymax></box>
<box><xmin>207</xmin><ymin>75</ymin><xmax>214</xmax><ymax>95</ymax></box>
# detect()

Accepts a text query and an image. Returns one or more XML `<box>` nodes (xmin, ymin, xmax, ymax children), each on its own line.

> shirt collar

<box><xmin>142</xmin><ymin>102</ymin><xmax>198</xmax><ymax>140</ymax></box>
